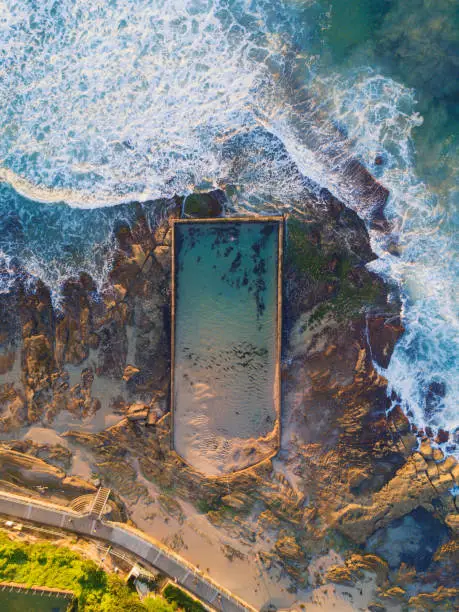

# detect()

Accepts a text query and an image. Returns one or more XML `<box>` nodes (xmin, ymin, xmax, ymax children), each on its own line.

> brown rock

<box><xmin>23</xmin><ymin>334</ymin><xmax>54</xmax><ymax>389</ymax></box>
<box><xmin>348</xmin><ymin>468</ymin><xmax>368</xmax><ymax>490</ymax></box>
<box><xmin>427</xmin><ymin>463</ymin><xmax>439</xmax><ymax>481</ymax></box>
<box><xmin>408</xmin><ymin>586</ymin><xmax>458</xmax><ymax>611</ymax></box>
<box><xmin>438</xmin><ymin>455</ymin><xmax>457</xmax><ymax>475</ymax></box>
<box><xmin>0</xmin><ymin>351</ymin><xmax>16</xmax><ymax>375</ymax></box>
<box><xmin>451</xmin><ymin>463</ymin><xmax>459</xmax><ymax>486</ymax></box>
<box><xmin>131</xmin><ymin>244</ymin><xmax>149</xmax><ymax>269</ymax></box>
<box><xmin>387</xmin><ymin>405</ymin><xmax>410</xmax><ymax>435</ymax></box>
<box><xmin>274</xmin><ymin>533</ymin><xmax>302</xmax><ymax>561</ymax></box>
<box><xmin>123</xmin><ymin>365</ymin><xmax>140</xmax><ymax>382</ymax></box>
<box><xmin>433</xmin><ymin>447</ymin><xmax>444</xmax><ymax>462</ymax></box>
<box><xmin>367</xmin><ymin>315</ymin><xmax>404</xmax><ymax>369</ymax></box>
<box><xmin>333</xmin><ymin>452</ymin><xmax>452</xmax><ymax>543</ymax></box>
<box><xmin>126</xmin><ymin>402</ymin><xmax>149</xmax><ymax>421</ymax></box>
<box><xmin>153</xmin><ymin>245</ymin><xmax>171</xmax><ymax>272</ymax></box>
<box><xmin>379</xmin><ymin>586</ymin><xmax>406</xmax><ymax>602</ymax></box>
<box><xmin>436</xmin><ymin>428</ymin><xmax>449</xmax><ymax>444</ymax></box>
<box><xmin>221</xmin><ymin>493</ymin><xmax>250</xmax><ymax>510</ymax></box>
<box><xmin>0</xmin><ymin>449</ymin><xmax>95</xmax><ymax>495</ymax></box>
<box><xmin>113</xmin><ymin>284</ymin><xmax>127</xmax><ymax>301</ymax></box>
<box><xmin>0</xmin><ymin>385</ymin><xmax>26</xmax><ymax>432</ymax></box>
<box><xmin>326</xmin><ymin>554</ymin><xmax>388</xmax><ymax>586</ymax></box>
<box><xmin>419</xmin><ymin>439</ymin><xmax>433</xmax><ymax>460</ymax></box>
<box><xmin>444</xmin><ymin>514</ymin><xmax>459</xmax><ymax>534</ymax></box>
<box><xmin>62</xmin><ymin>476</ymin><xmax>97</xmax><ymax>494</ymax></box>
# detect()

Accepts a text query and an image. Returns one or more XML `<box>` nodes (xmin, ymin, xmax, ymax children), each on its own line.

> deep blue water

<box><xmin>0</xmin><ymin>0</ymin><xmax>457</xmax><ymax>442</ymax></box>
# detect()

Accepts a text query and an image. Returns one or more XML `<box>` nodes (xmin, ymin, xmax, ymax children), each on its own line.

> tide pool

<box><xmin>172</xmin><ymin>219</ymin><xmax>282</xmax><ymax>476</ymax></box>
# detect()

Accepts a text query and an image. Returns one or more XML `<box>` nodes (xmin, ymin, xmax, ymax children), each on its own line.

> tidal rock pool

<box><xmin>172</xmin><ymin>218</ymin><xmax>282</xmax><ymax>476</ymax></box>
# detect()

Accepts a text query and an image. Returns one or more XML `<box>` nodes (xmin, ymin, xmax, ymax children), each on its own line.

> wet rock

<box><xmin>326</xmin><ymin>554</ymin><xmax>388</xmax><ymax>586</ymax></box>
<box><xmin>366</xmin><ymin>507</ymin><xmax>449</xmax><ymax>571</ymax></box>
<box><xmin>333</xmin><ymin>452</ymin><xmax>453</xmax><ymax>544</ymax></box>
<box><xmin>113</xmin><ymin>283</ymin><xmax>127</xmax><ymax>301</ymax></box>
<box><xmin>0</xmin><ymin>448</ymin><xmax>96</xmax><ymax>494</ymax></box>
<box><xmin>425</xmin><ymin>381</ymin><xmax>446</xmax><ymax>417</ymax></box>
<box><xmin>126</xmin><ymin>402</ymin><xmax>149</xmax><ymax>422</ymax></box>
<box><xmin>123</xmin><ymin>365</ymin><xmax>140</xmax><ymax>382</ymax></box>
<box><xmin>367</xmin><ymin>315</ymin><xmax>404</xmax><ymax>369</ymax></box>
<box><xmin>432</xmin><ymin>447</ymin><xmax>444</xmax><ymax>462</ymax></box>
<box><xmin>369</xmin><ymin>199</ymin><xmax>391</xmax><ymax>232</ymax></box>
<box><xmin>430</xmin><ymin>538</ymin><xmax>459</xmax><ymax>588</ymax></box>
<box><xmin>131</xmin><ymin>243</ymin><xmax>150</xmax><ymax>269</ymax></box>
<box><xmin>153</xmin><ymin>245</ymin><xmax>171</xmax><ymax>272</ymax></box>
<box><xmin>221</xmin><ymin>493</ymin><xmax>251</xmax><ymax>510</ymax></box>
<box><xmin>451</xmin><ymin>462</ymin><xmax>459</xmax><ymax>486</ymax></box>
<box><xmin>435</xmin><ymin>428</ymin><xmax>449</xmax><ymax>444</ymax></box>
<box><xmin>419</xmin><ymin>439</ymin><xmax>433</xmax><ymax>460</ymax></box>
<box><xmin>23</xmin><ymin>334</ymin><xmax>54</xmax><ymax>389</ymax></box>
<box><xmin>444</xmin><ymin>514</ymin><xmax>459</xmax><ymax>534</ymax></box>
<box><xmin>379</xmin><ymin>586</ymin><xmax>407</xmax><ymax>604</ymax></box>
<box><xmin>408</xmin><ymin>586</ymin><xmax>459</xmax><ymax>611</ymax></box>
<box><xmin>96</xmin><ymin>320</ymin><xmax>128</xmax><ymax>378</ymax></box>
<box><xmin>183</xmin><ymin>190</ymin><xmax>225</xmax><ymax>218</ymax></box>
<box><xmin>0</xmin><ymin>385</ymin><xmax>26</xmax><ymax>432</ymax></box>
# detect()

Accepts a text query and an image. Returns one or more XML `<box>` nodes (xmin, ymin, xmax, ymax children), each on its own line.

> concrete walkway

<box><xmin>0</xmin><ymin>491</ymin><xmax>256</xmax><ymax>612</ymax></box>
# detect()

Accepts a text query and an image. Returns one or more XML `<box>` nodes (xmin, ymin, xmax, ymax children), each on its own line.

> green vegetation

<box><xmin>286</xmin><ymin>218</ymin><xmax>329</xmax><ymax>281</ymax></box>
<box><xmin>331</xmin><ymin>275</ymin><xmax>381</xmax><ymax>320</ymax></box>
<box><xmin>143</xmin><ymin>594</ymin><xmax>179</xmax><ymax>612</ymax></box>
<box><xmin>195</xmin><ymin>497</ymin><xmax>223</xmax><ymax>514</ymax></box>
<box><xmin>0</xmin><ymin>531</ymin><xmax>175</xmax><ymax>611</ymax></box>
<box><xmin>163</xmin><ymin>584</ymin><xmax>206</xmax><ymax>612</ymax></box>
<box><xmin>183</xmin><ymin>193</ymin><xmax>221</xmax><ymax>218</ymax></box>
<box><xmin>287</xmin><ymin>216</ymin><xmax>383</xmax><ymax>327</ymax></box>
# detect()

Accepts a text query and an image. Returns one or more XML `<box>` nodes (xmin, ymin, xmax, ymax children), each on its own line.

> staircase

<box><xmin>89</xmin><ymin>487</ymin><xmax>111</xmax><ymax>518</ymax></box>
<box><xmin>70</xmin><ymin>494</ymin><xmax>95</xmax><ymax>514</ymax></box>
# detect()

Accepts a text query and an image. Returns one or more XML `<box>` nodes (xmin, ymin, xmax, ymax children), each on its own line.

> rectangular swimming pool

<box><xmin>171</xmin><ymin>217</ymin><xmax>283</xmax><ymax>476</ymax></box>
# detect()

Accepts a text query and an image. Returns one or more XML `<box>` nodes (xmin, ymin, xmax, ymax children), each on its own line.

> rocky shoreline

<box><xmin>0</xmin><ymin>189</ymin><xmax>457</xmax><ymax>610</ymax></box>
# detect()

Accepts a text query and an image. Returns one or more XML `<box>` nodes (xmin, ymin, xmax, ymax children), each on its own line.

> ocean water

<box><xmin>0</xmin><ymin>1</ymin><xmax>457</xmax><ymax>440</ymax></box>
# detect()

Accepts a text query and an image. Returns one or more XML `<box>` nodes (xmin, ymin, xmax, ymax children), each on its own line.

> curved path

<box><xmin>0</xmin><ymin>491</ymin><xmax>255</xmax><ymax>612</ymax></box>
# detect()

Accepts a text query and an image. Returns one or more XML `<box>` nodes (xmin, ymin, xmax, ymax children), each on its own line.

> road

<box><xmin>0</xmin><ymin>490</ymin><xmax>256</xmax><ymax>612</ymax></box>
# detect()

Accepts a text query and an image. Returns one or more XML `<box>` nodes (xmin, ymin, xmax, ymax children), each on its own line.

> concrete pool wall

<box><xmin>171</xmin><ymin>217</ymin><xmax>283</xmax><ymax>477</ymax></box>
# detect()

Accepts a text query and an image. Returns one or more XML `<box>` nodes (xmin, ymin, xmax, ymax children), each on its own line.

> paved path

<box><xmin>0</xmin><ymin>491</ymin><xmax>256</xmax><ymax>612</ymax></box>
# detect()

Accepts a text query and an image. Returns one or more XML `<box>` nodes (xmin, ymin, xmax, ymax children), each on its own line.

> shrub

<box><xmin>0</xmin><ymin>530</ymin><xmax>174</xmax><ymax>611</ymax></box>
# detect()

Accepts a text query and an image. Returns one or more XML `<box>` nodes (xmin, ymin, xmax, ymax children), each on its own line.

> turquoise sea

<box><xmin>0</xmin><ymin>1</ymin><xmax>457</xmax><ymax>444</ymax></box>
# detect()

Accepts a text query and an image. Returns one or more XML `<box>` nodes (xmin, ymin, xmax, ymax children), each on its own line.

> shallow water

<box><xmin>0</xmin><ymin>0</ymin><xmax>457</xmax><ymax>441</ymax></box>
<box><xmin>173</xmin><ymin>221</ymin><xmax>280</xmax><ymax>475</ymax></box>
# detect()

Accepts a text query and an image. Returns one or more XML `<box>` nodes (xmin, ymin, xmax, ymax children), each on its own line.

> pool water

<box><xmin>172</xmin><ymin>219</ymin><xmax>282</xmax><ymax>476</ymax></box>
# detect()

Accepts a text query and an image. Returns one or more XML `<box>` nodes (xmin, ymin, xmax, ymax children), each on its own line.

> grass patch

<box><xmin>183</xmin><ymin>193</ymin><xmax>221</xmax><ymax>218</ymax></box>
<box><xmin>286</xmin><ymin>218</ymin><xmax>328</xmax><ymax>281</ymax></box>
<box><xmin>163</xmin><ymin>583</ymin><xmax>206</xmax><ymax>612</ymax></box>
<box><xmin>0</xmin><ymin>530</ymin><xmax>175</xmax><ymax>611</ymax></box>
<box><xmin>287</xmin><ymin>217</ymin><xmax>383</xmax><ymax>325</ymax></box>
